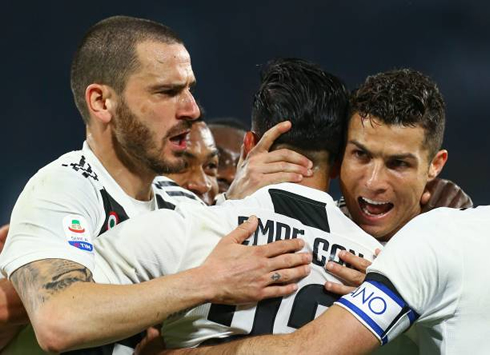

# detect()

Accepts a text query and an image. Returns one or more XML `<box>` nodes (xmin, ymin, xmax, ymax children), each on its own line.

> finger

<box><xmin>146</xmin><ymin>326</ymin><xmax>161</xmax><ymax>338</ymax></box>
<box><xmin>259</xmin><ymin>237</ymin><xmax>305</xmax><ymax>257</ymax></box>
<box><xmin>253</xmin><ymin>121</ymin><xmax>292</xmax><ymax>152</ymax></box>
<box><xmin>266</xmin><ymin>264</ymin><xmax>311</xmax><ymax>285</ymax></box>
<box><xmin>324</xmin><ymin>281</ymin><xmax>357</xmax><ymax>296</ymax></box>
<box><xmin>251</xmin><ymin>161</ymin><xmax>313</xmax><ymax>177</ymax></box>
<box><xmin>338</xmin><ymin>250</ymin><xmax>372</xmax><ymax>272</ymax></box>
<box><xmin>260</xmin><ymin>283</ymin><xmax>299</xmax><ymax>299</ymax></box>
<box><xmin>375</xmin><ymin>248</ymin><xmax>382</xmax><ymax>257</ymax></box>
<box><xmin>325</xmin><ymin>261</ymin><xmax>366</xmax><ymax>287</ymax></box>
<box><xmin>438</xmin><ymin>184</ymin><xmax>460</xmax><ymax>208</ymax></box>
<box><xmin>222</xmin><ymin>216</ymin><xmax>258</xmax><ymax>244</ymax></box>
<box><xmin>257</xmin><ymin>172</ymin><xmax>305</xmax><ymax>187</ymax></box>
<box><xmin>255</xmin><ymin>149</ymin><xmax>312</xmax><ymax>168</ymax></box>
<box><xmin>267</xmin><ymin>252</ymin><xmax>312</xmax><ymax>271</ymax></box>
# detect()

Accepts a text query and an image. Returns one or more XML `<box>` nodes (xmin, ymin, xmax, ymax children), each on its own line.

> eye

<box><xmin>204</xmin><ymin>161</ymin><xmax>218</xmax><ymax>176</ymax></box>
<box><xmin>388</xmin><ymin>159</ymin><xmax>409</xmax><ymax>170</ymax></box>
<box><xmin>352</xmin><ymin>149</ymin><xmax>369</xmax><ymax>161</ymax></box>
<box><xmin>159</xmin><ymin>89</ymin><xmax>180</xmax><ymax>97</ymax></box>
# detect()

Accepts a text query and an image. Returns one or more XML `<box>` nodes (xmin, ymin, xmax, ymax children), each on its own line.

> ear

<box><xmin>427</xmin><ymin>149</ymin><xmax>448</xmax><ymax>181</ymax></box>
<box><xmin>242</xmin><ymin>131</ymin><xmax>258</xmax><ymax>158</ymax></box>
<box><xmin>85</xmin><ymin>84</ymin><xmax>116</xmax><ymax>125</ymax></box>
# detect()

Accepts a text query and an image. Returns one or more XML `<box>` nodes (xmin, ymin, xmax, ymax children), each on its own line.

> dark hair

<box><xmin>252</xmin><ymin>58</ymin><xmax>349</xmax><ymax>163</ymax></box>
<box><xmin>71</xmin><ymin>15</ymin><xmax>183</xmax><ymax>124</ymax></box>
<box><xmin>207</xmin><ymin>117</ymin><xmax>249</xmax><ymax>132</ymax></box>
<box><xmin>350</xmin><ymin>68</ymin><xmax>445</xmax><ymax>158</ymax></box>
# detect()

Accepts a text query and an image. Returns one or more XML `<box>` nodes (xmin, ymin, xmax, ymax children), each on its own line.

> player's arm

<box><xmin>157</xmin><ymin>305</ymin><xmax>378</xmax><ymax>355</ymax></box>
<box><xmin>10</xmin><ymin>217</ymin><xmax>311</xmax><ymax>353</ymax></box>
<box><xmin>0</xmin><ymin>223</ymin><xmax>30</xmax><ymax>349</ymax></box>
<box><xmin>226</xmin><ymin>121</ymin><xmax>313</xmax><ymax>200</ymax></box>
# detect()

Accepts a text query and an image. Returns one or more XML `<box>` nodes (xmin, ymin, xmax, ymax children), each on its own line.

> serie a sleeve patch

<box><xmin>335</xmin><ymin>273</ymin><xmax>419</xmax><ymax>345</ymax></box>
<box><xmin>62</xmin><ymin>215</ymin><xmax>93</xmax><ymax>253</ymax></box>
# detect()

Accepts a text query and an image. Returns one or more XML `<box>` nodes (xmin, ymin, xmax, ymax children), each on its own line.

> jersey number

<box><xmin>207</xmin><ymin>284</ymin><xmax>339</xmax><ymax>335</ymax></box>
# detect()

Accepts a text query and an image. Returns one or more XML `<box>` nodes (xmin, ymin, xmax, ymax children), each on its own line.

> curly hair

<box><xmin>350</xmin><ymin>69</ymin><xmax>445</xmax><ymax>158</ymax></box>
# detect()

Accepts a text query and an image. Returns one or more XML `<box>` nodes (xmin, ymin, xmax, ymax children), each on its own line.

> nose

<box><xmin>364</xmin><ymin>161</ymin><xmax>388</xmax><ymax>193</ymax></box>
<box><xmin>178</xmin><ymin>90</ymin><xmax>200</xmax><ymax>121</ymax></box>
<box><xmin>186</xmin><ymin>168</ymin><xmax>212</xmax><ymax>199</ymax></box>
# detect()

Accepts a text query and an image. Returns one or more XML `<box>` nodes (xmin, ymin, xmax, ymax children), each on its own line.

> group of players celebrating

<box><xmin>0</xmin><ymin>15</ymin><xmax>485</xmax><ymax>355</ymax></box>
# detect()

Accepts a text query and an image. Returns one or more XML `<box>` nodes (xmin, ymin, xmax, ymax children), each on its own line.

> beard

<box><xmin>111</xmin><ymin>97</ymin><xmax>191</xmax><ymax>175</ymax></box>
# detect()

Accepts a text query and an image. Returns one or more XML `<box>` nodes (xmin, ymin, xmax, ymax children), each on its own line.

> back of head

<box><xmin>350</xmin><ymin>68</ymin><xmax>446</xmax><ymax>158</ymax></box>
<box><xmin>252</xmin><ymin>58</ymin><xmax>348</xmax><ymax>164</ymax></box>
<box><xmin>71</xmin><ymin>15</ymin><xmax>183</xmax><ymax>124</ymax></box>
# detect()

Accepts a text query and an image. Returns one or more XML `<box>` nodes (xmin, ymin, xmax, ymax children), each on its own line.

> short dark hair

<box><xmin>350</xmin><ymin>68</ymin><xmax>445</xmax><ymax>158</ymax></box>
<box><xmin>252</xmin><ymin>58</ymin><xmax>349</xmax><ymax>163</ymax></box>
<box><xmin>71</xmin><ymin>15</ymin><xmax>183</xmax><ymax>124</ymax></box>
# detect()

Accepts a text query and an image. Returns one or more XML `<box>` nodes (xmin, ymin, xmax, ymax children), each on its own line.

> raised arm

<box><xmin>226</xmin><ymin>121</ymin><xmax>313</xmax><ymax>200</ymax></box>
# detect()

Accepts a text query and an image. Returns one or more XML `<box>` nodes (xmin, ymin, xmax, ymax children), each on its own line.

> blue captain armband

<box><xmin>335</xmin><ymin>273</ymin><xmax>419</xmax><ymax>345</ymax></box>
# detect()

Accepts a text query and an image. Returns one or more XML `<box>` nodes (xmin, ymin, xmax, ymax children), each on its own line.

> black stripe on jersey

<box><xmin>166</xmin><ymin>190</ymin><xmax>199</xmax><ymax>200</ymax></box>
<box><xmin>269</xmin><ymin>189</ymin><xmax>330</xmax><ymax>233</ymax></box>
<box><xmin>208</xmin><ymin>304</ymin><xmax>236</xmax><ymax>327</ymax></box>
<box><xmin>365</xmin><ymin>272</ymin><xmax>420</xmax><ymax>331</ymax></box>
<box><xmin>98</xmin><ymin>189</ymin><xmax>129</xmax><ymax>236</ymax></box>
<box><xmin>156</xmin><ymin>194</ymin><xmax>176</xmax><ymax>210</ymax></box>
<box><xmin>154</xmin><ymin>180</ymin><xmax>180</xmax><ymax>188</ymax></box>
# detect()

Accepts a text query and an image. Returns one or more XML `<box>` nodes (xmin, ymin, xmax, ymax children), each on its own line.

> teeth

<box><xmin>361</xmin><ymin>197</ymin><xmax>390</xmax><ymax>205</ymax></box>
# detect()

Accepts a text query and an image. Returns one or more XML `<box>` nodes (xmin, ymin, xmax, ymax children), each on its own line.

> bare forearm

<box><xmin>12</xmin><ymin>259</ymin><xmax>213</xmax><ymax>353</ymax></box>
<box><xmin>164</xmin><ymin>306</ymin><xmax>378</xmax><ymax>355</ymax></box>
<box><xmin>36</xmin><ymin>268</ymin><xmax>212</xmax><ymax>350</ymax></box>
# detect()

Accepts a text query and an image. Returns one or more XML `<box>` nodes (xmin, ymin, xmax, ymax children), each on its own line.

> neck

<box><xmin>297</xmin><ymin>166</ymin><xmax>331</xmax><ymax>193</ymax></box>
<box><xmin>86</xmin><ymin>125</ymin><xmax>155</xmax><ymax>201</ymax></box>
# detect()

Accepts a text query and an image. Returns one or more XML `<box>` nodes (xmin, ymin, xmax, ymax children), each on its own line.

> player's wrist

<box><xmin>187</xmin><ymin>265</ymin><xmax>218</xmax><ymax>303</ymax></box>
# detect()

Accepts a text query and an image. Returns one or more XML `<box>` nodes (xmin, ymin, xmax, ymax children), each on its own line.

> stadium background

<box><xmin>2</xmin><ymin>0</ymin><xmax>489</xmax><ymax>223</ymax></box>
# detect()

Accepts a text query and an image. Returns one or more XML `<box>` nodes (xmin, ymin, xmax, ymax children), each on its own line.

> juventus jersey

<box><xmin>92</xmin><ymin>183</ymin><xmax>382</xmax><ymax>348</ymax></box>
<box><xmin>338</xmin><ymin>206</ymin><xmax>490</xmax><ymax>354</ymax></box>
<box><xmin>0</xmin><ymin>141</ymin><xmax>203</xmax><ymax>355</ymax></box>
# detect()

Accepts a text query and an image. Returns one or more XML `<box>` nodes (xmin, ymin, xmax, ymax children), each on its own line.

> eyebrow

<box><xmin>348</xmin><ymin>140</ymin><xmax>417</xmax><ymax>160</ymax></box>
<box><xmin>149</xmin><ymin>80</ymin><xmax>197</xmax><ymax>92</ymax></box>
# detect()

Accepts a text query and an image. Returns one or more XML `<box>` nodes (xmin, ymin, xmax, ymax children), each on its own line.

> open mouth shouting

<box><xmin>168</xmin><ymin>130</ymin><xmax>190</xmax><ymax>151</ymax></box>
<box><xmin>358</xmin><ymin>197</ymin><xmax>394</xmax><ymax>218</ymax></box>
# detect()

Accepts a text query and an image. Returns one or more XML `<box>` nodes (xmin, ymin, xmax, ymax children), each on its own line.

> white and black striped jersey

<box><xmin>92</xmin><ymin>183</ymin><xmax>382</xmax><ymax>348</ymax></box>
<box><xmin>0</xmin><ymin>141</ymin><xmax>203</xmax><ymax>355</ymax></box>
<box><xmin>337</xmin><ymin>206</ymin><xmax>490</xmax><ymax>354</ymax></box>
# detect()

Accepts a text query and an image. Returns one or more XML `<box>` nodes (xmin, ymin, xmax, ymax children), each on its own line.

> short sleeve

<box><xmin>336</xmin><ymin>211</ymin><xmax>462</xmax><ymax>345</ymax></box>
<box><xmin>0</xmin><ymin>166</ymin><xmax>102</xmax><ymax>276</ymax></box>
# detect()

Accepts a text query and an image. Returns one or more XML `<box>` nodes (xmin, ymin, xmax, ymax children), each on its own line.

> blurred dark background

<box><xmin>2</xmin><ymin>0</ymin><xmax>489</xmax><ymax>223</ymax></box>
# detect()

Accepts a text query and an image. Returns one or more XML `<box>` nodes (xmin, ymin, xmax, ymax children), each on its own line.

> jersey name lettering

<box><xmin>238</xmin><ymin>216</ymin><xmax>305</xmax><ymax>245</ymax></box>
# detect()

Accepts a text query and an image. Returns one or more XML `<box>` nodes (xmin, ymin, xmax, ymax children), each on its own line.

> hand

<box><xmin>324</xmin><ymin>250</ymin><xmax>380</xmax><ymax>296</ymax></box>
<box><xmin>134</xmin><ymin>326</ymin><xmax>166</xmax><ymax>355</ymax></box>
<box><xmin>0</xmin><ymin>224</ymin><xmax>9</xmax><ymax>253</ymax></box>
<box><xmin>203</xmin><ymin>216</ymin><xmax>312</xmax><ymax>304</ymax></box>
<box><xmin>226</xmin><ymin>121</ymin><xmax>313</xmax><ymax>200</ymax></box>
<box><xmin>421</xmin><ymin>178</ymin><xmax>473</xmax><ymax>213</ymax></box>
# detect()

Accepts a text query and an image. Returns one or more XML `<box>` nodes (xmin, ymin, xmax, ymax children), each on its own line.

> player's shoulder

<box><xmin>24</xmin><ymin>148</ymin><xmax>102</xmax><ymax>196</ymax></box>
